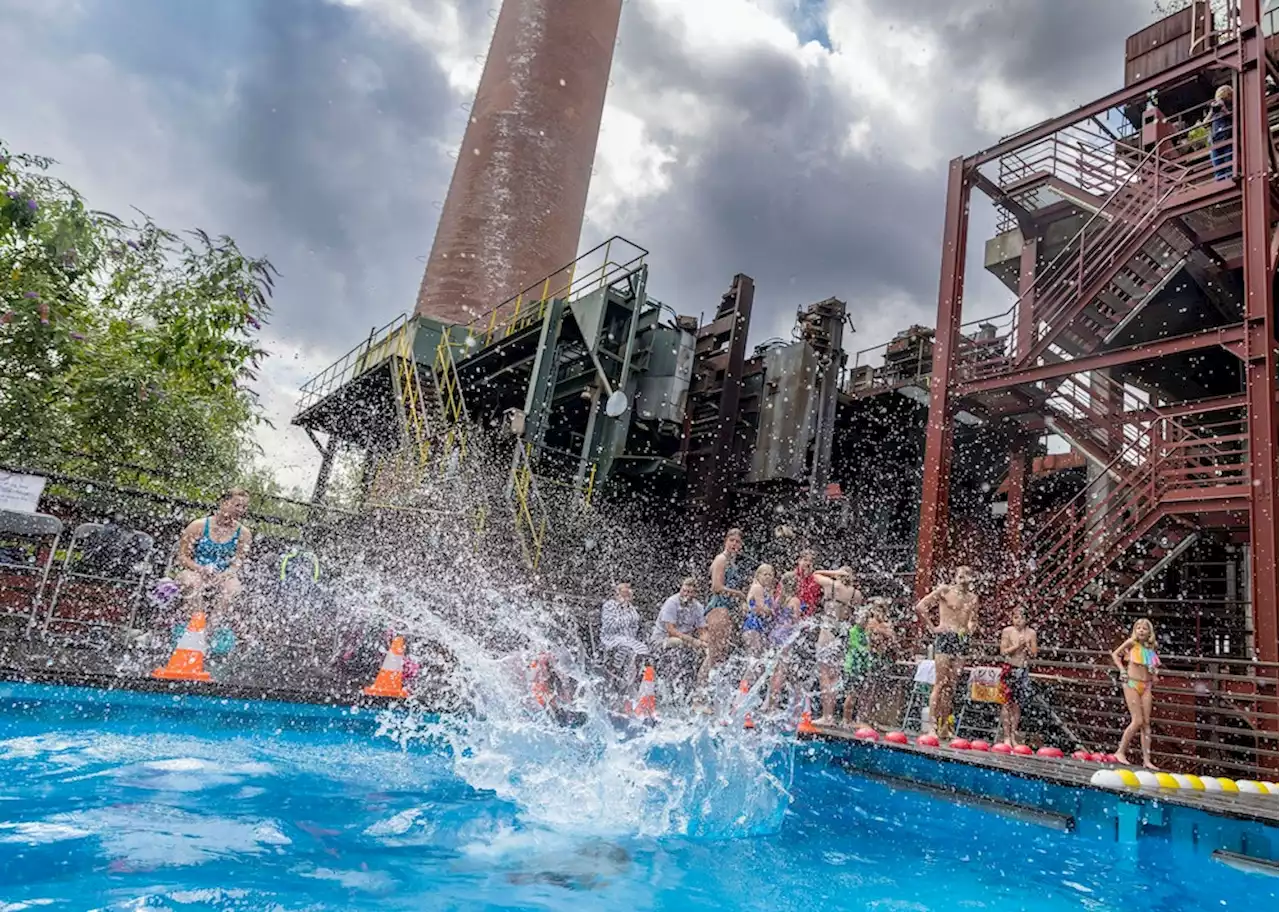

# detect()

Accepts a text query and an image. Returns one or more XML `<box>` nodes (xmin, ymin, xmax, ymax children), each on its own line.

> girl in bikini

<box><xmin>1111</xmin><ymin>618</ymin><xmax>1161</xmax><ymax>769</ymax></box>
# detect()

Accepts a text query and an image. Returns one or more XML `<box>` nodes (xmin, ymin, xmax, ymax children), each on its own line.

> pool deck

<box><xmin>806</xmin><ymin>723</ymin><xmax>1280</xmax><ymax>825</ymax></box>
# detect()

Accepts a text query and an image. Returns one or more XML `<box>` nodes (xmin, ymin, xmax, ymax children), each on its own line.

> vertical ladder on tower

<box><xmin>391</xmin><ymin>353</ymin><xmax>434</xmax><ymax>478</ymax></box>
<box><xmin>433</xmin><ymin>328</ymin><xmax>469</xmax><ymax>462</ymax></box>
<box><xmin>510</xmin><ymin>442</ymin><xmax>549</xmax><ymax>570</ymax></box>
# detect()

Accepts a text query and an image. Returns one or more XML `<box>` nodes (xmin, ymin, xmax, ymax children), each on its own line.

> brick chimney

<box><xmin>415</xmin><ymin>0</ymin><xmax>624</xmax><ymax>326</ymax></box>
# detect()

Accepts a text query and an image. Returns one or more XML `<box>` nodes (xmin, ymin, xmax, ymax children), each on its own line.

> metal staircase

<box><xmin>965</xmin><ymin>103</ymin><xmax>1241</xmax><ymax>383</ymax></box>
<box><xmin>1017</xmin><ymin>403</ymin><xmax>1250</xmax><ymax>613</ymax></box>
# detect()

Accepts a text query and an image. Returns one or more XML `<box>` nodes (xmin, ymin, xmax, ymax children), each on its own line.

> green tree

<box><xmin>0</xmin><ymin>140</ymin><xmax>277</xmax><ymax>500</ymax></box>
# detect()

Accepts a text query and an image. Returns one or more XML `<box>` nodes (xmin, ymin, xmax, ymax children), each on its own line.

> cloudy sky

<box><xmin>2</xmin><ymin>0</ymin><xmax>1160</xmax><ymax>491</ymax></box>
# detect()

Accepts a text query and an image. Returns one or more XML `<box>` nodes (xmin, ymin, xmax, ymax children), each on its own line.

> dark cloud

<box><xmin>220</xmin><ymin>0</ymin><xmax>459</xmax><ymax>346</ymax></box>
<box><xmin>596</xmin><ymin>0</ymin><xmax>1153</xmax><ymax>347</ymax></box>
<box><xmin>867</xmin><ymin>0</ymin><xmax>1153</xmax><ymax>106</ymax></box>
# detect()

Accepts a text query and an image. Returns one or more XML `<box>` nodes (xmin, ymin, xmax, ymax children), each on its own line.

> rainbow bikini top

<box><xmin>1130</xmin><ymin>643</ymin><xmax>1160</xmax><ymax>672</ymax></box>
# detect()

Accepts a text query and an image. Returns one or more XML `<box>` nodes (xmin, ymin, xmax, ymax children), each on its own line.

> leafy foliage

<box><xmin>0</xmin><ymin>140</ymin><xmax>278</xmax><ymax>501</ymax></box>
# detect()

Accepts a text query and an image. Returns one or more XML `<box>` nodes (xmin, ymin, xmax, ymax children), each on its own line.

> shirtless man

<box><xmin>914</xmin><ymin>566</ymin><xmax>978</xmax><ymax>738</ymax></box>
<box><xmin>998</xmin><ymin>607</ymin><xmax>1038</xmax><ymax>747</ymax></box>
<box><xmin>814</xmin><ymin>567</ymin><xmax>863</xmax><ymax>724</ymax></box>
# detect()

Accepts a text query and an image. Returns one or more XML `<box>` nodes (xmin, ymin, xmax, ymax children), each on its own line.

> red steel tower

<box><xmin>415</xmin><ymin>0</ymin><xmax>624</xmax><ymax>326</ymax></box>
<box><xmin>916</xmin><ymin>1</ymin><xmax>1275</xmax><ymax>677</ymax></box>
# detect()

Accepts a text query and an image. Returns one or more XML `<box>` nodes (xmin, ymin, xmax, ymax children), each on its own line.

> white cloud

<box><xmin>585</xmin><ymin>106</ymin><xmax>677</xmax><ymax>227</ymax></box>
<box><xmin>328</xmin><ymin>0</ymin><xmax>491</xmax><ymax>95</ymax></box>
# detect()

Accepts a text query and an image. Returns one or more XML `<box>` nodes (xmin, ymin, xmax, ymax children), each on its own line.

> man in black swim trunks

<box><xmin>914</xmin><ymin>566</ymin><xmax>978</xmax><ymax>738</ymax></box>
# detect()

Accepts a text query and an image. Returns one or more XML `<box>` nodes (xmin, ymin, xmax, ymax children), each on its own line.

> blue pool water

<box><xmin>0</xmin><ymin>682</ymin><xmax>1275</xmax><ymax>911</ymax></box>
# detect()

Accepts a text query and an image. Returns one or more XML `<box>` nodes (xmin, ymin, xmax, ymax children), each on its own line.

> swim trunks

<box><xmin>1001</xmin><ymin>665</ymin><xmax>1033</xmax><ymax>705</ymax></box>
<box><xmin>934</xmin><ymin>631</ymin><xmax>967</xmax><ymax>656</ymax></box>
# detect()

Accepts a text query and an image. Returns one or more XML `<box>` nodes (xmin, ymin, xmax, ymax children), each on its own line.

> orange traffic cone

<box><xmin>152</xmin><ymin>612</ymin><xmax>213</xmax><ymax>682</ymax></box>
<box><xmin>635</xmin><ymin>665</ymin><xmax>657</xmax><ymax>718</ymax></box>
<box><xmin>796</xmin><ymin>695</ymin><xmax>819</xmax><ymax>734</ymax></box>
<box><xmin>363</xmin><ymin>636</ymin><xmax>410</xmax><ymax>698</ymax></box>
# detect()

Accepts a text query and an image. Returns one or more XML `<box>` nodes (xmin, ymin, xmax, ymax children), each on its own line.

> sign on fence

<box><xmin>0</xmin><ymin>471</ymin><xmax>47</xmax><ymax>513</ymax></box>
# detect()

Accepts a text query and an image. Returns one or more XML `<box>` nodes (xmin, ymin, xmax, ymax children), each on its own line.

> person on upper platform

<box><xmin>1205</xmin><ymin>84</ymin><xmax>1234</xmax><ymax>181</ymax></box>
<box><xmin>176</xmin><ymin>487</ymin><xmax>253</xmax><ymax>627</ymax></box>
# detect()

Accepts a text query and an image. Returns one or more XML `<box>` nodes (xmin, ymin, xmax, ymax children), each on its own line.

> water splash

<box><xmin>358</xmin><ymin>576</ymin><xmax>796</xmax><ymax>841</ymax></box>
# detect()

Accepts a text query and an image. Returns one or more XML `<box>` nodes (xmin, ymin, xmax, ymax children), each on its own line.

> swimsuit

<box><xmin>934</xmin><ymin>630</ymin><xmax>968</xmax><ymax>656</ymax></box>
<box><xmin>768</xmin><ymin>601</ymin><xmax>799</xmax><ymax>648</ymax></box>
<box><xmin>844</xmin><ymin>624</ymin><xmax>890</xmax><ymax>682</ymax></box>
<box><xmin>193</xmin><ymin>518</ymin><xmax>241</xmax><ymax>573</ymax></box>
<box><xmin>1124</xmin><ymin>644</ymin><xmax>1159</xmax><ymax>695</ymax></box>
<box><xmin>744</xmin><ymin>592</ymin><xmax>776</xmax><ymax>633</ymax></box>
<box><xmin>1000</xmin><ymin>665</ymin><xmax>1033</xmax><ymax>705</ymax></box>
<box><xmin>707</xmin><ymin>556</ymin><xmax>746</xmax><ymax>612</ymax></box>
<box><xmin>1130</xmin><ymin>644</ymin><xmax>1160</xmax><ymax>672</ymax></box>
<box><xmin>796</xmin><ymin>571</ymin><xmax>823</xmax><ymax>617</ymax></box>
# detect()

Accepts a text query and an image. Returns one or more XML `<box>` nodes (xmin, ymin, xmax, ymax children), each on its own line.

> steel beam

<box><xmin>965</xmin><ymin>45</ymin><xmax>1241</xmax><ymax>169</ymax></box>
<box><xmin>1238</xmin><ymin>0</ymin><xmax>1279</xmax><ymax>664</ymax></box>
<box><xmin>957</xmin><ymin>324</ymin><xmax>1247</xmax><ymax>395</ymax></box>
<box><xmin>1119</xmin><ymin>392</ymin><xmax>1248</xmax><ymax>422</ymax></box>
<box><xmin>915</xmin><ymin>159</ymin><xmax>969</xmax><ymax>600</ymax></box>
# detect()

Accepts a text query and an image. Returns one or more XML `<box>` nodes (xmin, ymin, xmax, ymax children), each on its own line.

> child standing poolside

<box><xmin>742</xmin><ymin>564</ymin><xmax>778</xmax><ymax>658</ymax></box>
<box><xmin>762</xmin><ymin>572</ymin><xmax>804</xmax><ymax>714</ymax></box>
<box><xmin>1111</xmin><ymin>618</ymin><xmax>1161</xmax><ymax>769</ymax></box>
<box><xmin>842</xmin><ymin>598</ymin><xmax>898</xmax><ymax>728</ymax></box>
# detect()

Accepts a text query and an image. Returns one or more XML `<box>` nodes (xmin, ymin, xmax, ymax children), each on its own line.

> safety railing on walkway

<box><xmin>965</xmin><ymin>86</ymin><xmax>1274</xmax><ymax>382</ymax></box>
<box><xmin>296</xmin><ymin>314</ymin><xmax>409</xmax><ymax>415</ymax></box>
<box><xmin>458</xmin><ymin>237</ymin><xmax>648</xmax><ymax>350</ymax></box>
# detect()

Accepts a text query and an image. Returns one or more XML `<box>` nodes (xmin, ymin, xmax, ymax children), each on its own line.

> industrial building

<box><xmin>293</xmin><ymin>1</ymin><xmax>1278</xmax><ymax>774</ymax></box>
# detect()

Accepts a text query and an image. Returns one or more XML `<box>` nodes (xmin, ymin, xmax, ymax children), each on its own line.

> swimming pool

<box><xmin>0</xmin><ymin>682</ymin><xmax>1275</xmax><ymax>911</ymax></box>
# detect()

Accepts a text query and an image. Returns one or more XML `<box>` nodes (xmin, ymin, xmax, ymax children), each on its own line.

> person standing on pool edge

<box><xmin>176</xmin><ymin>487</ymin><xmax>253</xmax><ymax>628</ymax></box>
<box><xmin>1111</xmin><ymin>618</ymin><xmax>1161</xmax><ymax>770</ymax></box>
<box><xmin>998</xmin><ymin>606</ymin><xmax>1038</xmax><ymax>748</ymax></box>
<box><xmin>701</xmin><ymin>528</ymin><xmax>748</xmax><ymax>686</ymax></box>
<box><xmin>914</xmin><ymin>566</ymin><xmax>978</xmax><ymax>738</ymax></box>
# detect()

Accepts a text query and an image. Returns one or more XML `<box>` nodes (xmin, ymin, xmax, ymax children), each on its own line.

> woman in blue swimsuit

<box><xmin>176</xmin><ymin>487</ymin><xmax>253</xmax><ymax>623</ymax></box>
<box><xmin>700</xmin><ymin>528</ymin><xmax>747</xmax><ymax>685</ymax></box>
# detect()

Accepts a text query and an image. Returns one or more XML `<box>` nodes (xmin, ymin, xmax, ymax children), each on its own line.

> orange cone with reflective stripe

<box><xmin>635</xmin><ymin>665</ymin><xmax>656</xmax><ymax>718</ymax></box>
<box><xmin>364</xmin><ymin>636</ymin><xmax>410</xmax><ymax>698</ymax></box>
<box><xmin>796</xmin><ymin>695</ymin><xmax>819</xmax><ymax>734</ymax></box>
<box><xmin>152</xmin><ymin>612</ymin><xmax>213</xmax><ymax>682</ymax></box>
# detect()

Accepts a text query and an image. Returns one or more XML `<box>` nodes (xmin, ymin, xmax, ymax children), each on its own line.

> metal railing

<box><xmin>1045</xmin><ymin>370</ymin><xmax>1163</xmax><ymax>470</ymax></box>
<box><xmin>458</xmin><ymin>236</ymin><xmax>648</xmax><ymax>350</ymax></box>
<box><xmin>841</xmin><ymin>331</ymin><xmax>934</xmax><ymax>396</ymax></box>
<box><xmin>967</xmin><ymin>87</ymin><xmax>1277</xmax><ymax>381</ymax></box>
<box><xmin>296</xmin><ymin>314</ymin><xmax>409</xmax><ymax>415</ymax></box>
<box><xmin>1017</xmin><ymin>402</ymin><xmax>1249</xmax><ymax>611</ymax></box>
